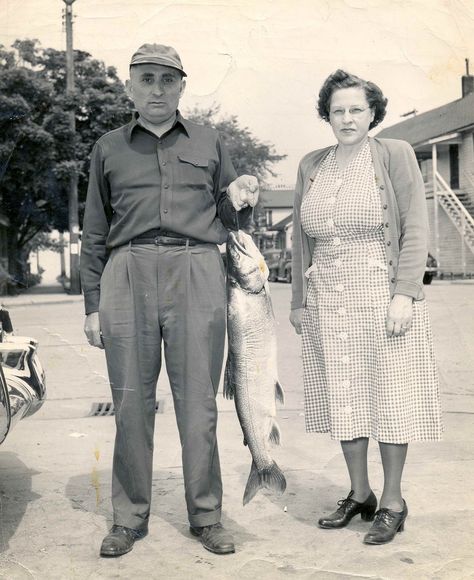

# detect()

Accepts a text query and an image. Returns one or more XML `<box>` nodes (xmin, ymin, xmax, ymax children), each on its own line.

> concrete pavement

<box><xmin>0</xmin><ymin>281</ymin><xmax>473</xmax><ymax>579</ymax></box>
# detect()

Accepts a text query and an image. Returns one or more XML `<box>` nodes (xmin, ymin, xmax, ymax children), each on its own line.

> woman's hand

<box><xmin>289</xmin><ymin>308</ymin><xmax>304</xmax><ymax>335</ymax></box>
<box><xmin>386</xmin><ymin>294</ymin><xmax>413</xmax><ymax>338</ymax></box>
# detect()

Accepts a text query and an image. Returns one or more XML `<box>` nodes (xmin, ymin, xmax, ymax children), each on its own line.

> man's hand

<box><xmin>227</xmin><ymin>175</ymin><xmax>259</xmax><ymax>211</ymax></box>
<box><xmin>289</xmin><ymin>308</ymin><xmax>304</xmax><ymax>335</ymax></box>
<box><xmin>84</xmin><ymin>312</ymin><xmax>104</xmax><ymax>349</ymax></box>
<box><xmin>386</xmin><ymin>294</ymin><xmax>413</xmax><ymax>338</ymax></box>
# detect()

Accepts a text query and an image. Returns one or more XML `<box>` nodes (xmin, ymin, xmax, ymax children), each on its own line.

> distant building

<box><xmin>377</xmin><ymin>68</ymin><xmax>474</xmax><ymax>276</ymax></box>
<box><xmin>255</xmin><ymin>186</ymin><xmax>294</xmax><ymax>250</ymax></box>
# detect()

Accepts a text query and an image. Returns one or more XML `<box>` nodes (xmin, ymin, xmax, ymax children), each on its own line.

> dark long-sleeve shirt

<box><xmin>80</xmin><ymin>112</ymin><xmax>249</xmax><ymax>314</ymax></box>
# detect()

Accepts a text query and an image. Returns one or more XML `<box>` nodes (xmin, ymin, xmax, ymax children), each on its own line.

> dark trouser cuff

<box><xmin>189</xmin><ymin>507</ymin><xmax>221</xmax><ymax>528</ymax></box>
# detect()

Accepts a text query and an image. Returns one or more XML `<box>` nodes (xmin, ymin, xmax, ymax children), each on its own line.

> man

<box><xmin>80</xmin><ymin>43</ymin><xmax>258</xmax><ymax>558</ymax></box>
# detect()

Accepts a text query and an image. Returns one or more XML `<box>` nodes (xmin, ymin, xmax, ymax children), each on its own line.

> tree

<box><xmin>186</xmin><ymin>105</ymin><xmax>286</xmax><ymax>231</ymax></box>
<box><xmin>186</xmin><ymin>104</ymin><xmax>286</xmax><ymax>184</ymax></box>
<box><xmin>0</xmin><ymin>40</ymin><xmax>285</xmax><ymax>290</ymax></box>
<box><xmin>0</xmin><ymin>39</ymin><xmax>132</xmax><ymax>287</ymax></box>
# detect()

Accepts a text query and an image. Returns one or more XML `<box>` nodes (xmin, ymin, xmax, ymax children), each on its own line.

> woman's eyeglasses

<box><xmin>330</xmin><ymin>107</ymin><xmax>370</xmax><ymax>117</ymax></box>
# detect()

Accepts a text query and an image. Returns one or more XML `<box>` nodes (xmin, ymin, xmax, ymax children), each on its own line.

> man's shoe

<box><xmin>190</xmin><ymin>522</ymin><xmax>235</xmax><ymax>554</ymax></box>
<box><xmin>318</xmin><ymin>490</ymin><xmax>377</xmax><ymax>529</ymax></box>
<box><xmin>100</xmin><ymin>525</ymin><xmax>148</xmax><ymax>557</ymax></box>
<box><xmin>363</xmin><ymin>501</ymin><xmax>408</xmax><ymax>545</ymax></box>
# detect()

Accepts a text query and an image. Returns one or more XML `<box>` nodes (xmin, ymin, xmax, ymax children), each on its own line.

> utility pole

<box><xmin>63</xmin><ymin>0</ymin><xmax>81</xmax><ymax>294</ymax></box>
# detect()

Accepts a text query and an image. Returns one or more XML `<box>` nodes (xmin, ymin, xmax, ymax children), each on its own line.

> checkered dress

<box><xmin>300</xmin><ymin>142</ymin><xmax>443</xmax><ymax>443</ymax></box>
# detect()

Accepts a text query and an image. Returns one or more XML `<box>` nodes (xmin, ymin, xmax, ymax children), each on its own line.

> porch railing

<box><xmin>435</xmin><ymin>170</ymin><xmax>474</xmax><ymax>273</ymax></box>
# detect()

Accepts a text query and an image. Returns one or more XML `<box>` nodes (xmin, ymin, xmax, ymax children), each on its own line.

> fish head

<box><xmin>226</xmin><ymin>231</ymin><xmax>269</xmax><ymax>293</ymax></box>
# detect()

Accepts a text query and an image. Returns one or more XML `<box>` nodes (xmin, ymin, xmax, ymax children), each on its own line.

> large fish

<box><xmin>224</xmin><ymin>230</ymin><xmax>286</xmax><ymax>505</ymax></box>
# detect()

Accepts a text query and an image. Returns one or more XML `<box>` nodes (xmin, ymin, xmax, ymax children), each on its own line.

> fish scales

<box><xmin>224</xmin><ymin>230</ymin><xmax>286</xmax><ymax>505</ymax></box>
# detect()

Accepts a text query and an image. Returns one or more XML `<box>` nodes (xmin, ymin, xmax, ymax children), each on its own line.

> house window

<box><xmin>449</xmin><ymin>144</ymin><xmax>459</xmax><ymax>189</ymax></box>
<box><xmin>420</xmin><ymin>159</ymin><xmax>433</xmax><ymax>190</ymax></box>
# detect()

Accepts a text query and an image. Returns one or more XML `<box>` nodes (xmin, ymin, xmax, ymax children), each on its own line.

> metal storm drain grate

<box><xmin>89</xmin><ymin>399</ymin><xmax>165</xmax><ymax>417</ymax></box>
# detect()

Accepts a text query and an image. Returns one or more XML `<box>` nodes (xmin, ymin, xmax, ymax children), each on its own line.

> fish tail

<box><xmin>243</xmin><ymin>460</ymin><xmax>287</xmax><ymax>505</ymax></box>
<box><xmin>275</xmin><ymin>380</ymin><xmax>285</xmax><ymax>405</ymax></box>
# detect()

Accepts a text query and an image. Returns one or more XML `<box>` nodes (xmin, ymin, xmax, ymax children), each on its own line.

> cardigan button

<box><xmin>383</xmin><ymin>204</ymin><xmax>388</xmax><ymax>210</ymax></box>
<box><xmin>389</xmin><ymin>260</ymin><xmax>393</xmax><ymax>265</ymax></box>
<box><xmin>385</xmin><ymin>222</ymin><xmax>389</xmax><ymax>227</ymax></box>
<box><xmin>387</xmin><ymin>241</ymin><xmax>391</xmax><ymax>246</ymax></box>
<box><xmin>391</xmin><ymin>277</ymin><xmax>396</xmax><ymax>283</ymax></box>
<box><xmin>380</xmin><ymin>185</ymin><xmax>385</xmax><ymax>190</ymax></box>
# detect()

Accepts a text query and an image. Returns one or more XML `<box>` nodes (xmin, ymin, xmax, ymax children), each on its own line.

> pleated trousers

<box><xmin>99</xmin><ymin>241</ymin><xmax>226</xmax><ymax>531</ymax></box>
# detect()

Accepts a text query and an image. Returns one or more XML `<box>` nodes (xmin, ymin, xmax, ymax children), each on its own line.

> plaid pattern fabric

<box><xmin>300</xmin><ymin>143</ymin><xmax>443</xmax><ymax>443</ymax></box>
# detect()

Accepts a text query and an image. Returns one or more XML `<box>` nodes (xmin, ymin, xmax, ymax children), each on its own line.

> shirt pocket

<box><xmin>176</xmin><ymin>154</ymin><xmax>212</xmax><ymax>192</ymax></box>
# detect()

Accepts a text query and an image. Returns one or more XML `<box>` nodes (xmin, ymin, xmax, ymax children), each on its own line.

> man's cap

<box><xmin>130</xmin><ymin>44</ymin><xmax>187</xmax><ymax>77</ymax></box>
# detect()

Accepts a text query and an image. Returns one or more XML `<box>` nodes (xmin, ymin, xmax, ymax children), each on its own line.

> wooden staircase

<box><xmin>435</xmin><ymin>171</ymin><xmax>474</xmax><ymax>272</ymax></box>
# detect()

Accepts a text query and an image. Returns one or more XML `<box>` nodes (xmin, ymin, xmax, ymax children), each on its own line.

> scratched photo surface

<box><xmin>1</xmin><ymin>1</ymin><xmax>473</xmax><ymax>579</ymax></box>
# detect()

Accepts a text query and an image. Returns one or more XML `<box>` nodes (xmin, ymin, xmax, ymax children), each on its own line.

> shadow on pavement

<box><xmin>64</xmin><ymin>468</ymin><xmax>257</xmax><ymax>545</ymax></box>
<box><xmin>0</xmin><ymin>452</ymin><xmax>41</xmax><ymax>553</ymax></box>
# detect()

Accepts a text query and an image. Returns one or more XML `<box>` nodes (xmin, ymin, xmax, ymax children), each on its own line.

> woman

<box><xmin>290</xmin><ymin>70</ymin><xmax>442</xmax><ymax>545</ymax></box>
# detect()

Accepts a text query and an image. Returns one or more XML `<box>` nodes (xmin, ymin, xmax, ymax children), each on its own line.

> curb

<box><xmin>1</xmin><ymin>296</ymin><xmax>84</xmax><ymax>308</ymax></box>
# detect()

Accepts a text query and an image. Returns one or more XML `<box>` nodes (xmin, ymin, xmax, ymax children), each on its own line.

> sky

<box><xmin>1</xmin><ymin>0</ymin><xmax>474</xmax><ymax>185</ymax></box>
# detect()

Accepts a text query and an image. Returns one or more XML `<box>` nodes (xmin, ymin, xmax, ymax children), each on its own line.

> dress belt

<box><xmin>130</xmin><ymin>229</ymin><xmax>202</xmax><ymax>246</ymax></box>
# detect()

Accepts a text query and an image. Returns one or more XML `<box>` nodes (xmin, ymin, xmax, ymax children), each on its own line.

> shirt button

<box><xmin>328</xmin><ymin>196</ymin><xmax>337</xmax><ymax>204</ymax></box>
<box><xmin>335</xmin><ymin>283</ymin><xmax>344</xmax><ymax>292</ymax></box>
<box><xmin>327</xmin><ymin>218</ymin><xmax>335</xmax><ymax>227</ymax></box>
<box><xmin>338</xmin><ymin>306</ymin><xmax>346</xmax><ymax>315</ymax></box>
<box><xmin>162</xmin><ymin>161</ymin><xmax>167</xmax><ymax>166</ymax></box>
<box><xmin>334</xmin><ymin>259</ymin><xmax>343</xmax><ymax>268</ymax></box>
<box><xmin>163</xmin><ymin>209</ymin><xmax>168</xmax><ymax>213</ymax></box>
<box><xmin>342</xmin><ymin>380</ymin><xmax>350</xmax><ymax>388</ymax></box>
<box><xmin>333</xmin><ymin>237</ymin><xmax>341</xmax><ymax>246</ymax></box>
<box><xmin>344</xmin><ymin>406</ymin><xmax>352</xmax><ymax>414</ymax></box>
<box><xmin>339</xmin><ymin>332</ymin><xmax>348</xmax><ymax>341</ymax></box>
<box><xmin>341</xmin><ymin>355</ymin><xmax>350</xmax><ymax>364</ymax></box>
<box><xmin>164</xmin><ymin>184</ymin><xmax>169</xmax><ymax>189</ymax></box>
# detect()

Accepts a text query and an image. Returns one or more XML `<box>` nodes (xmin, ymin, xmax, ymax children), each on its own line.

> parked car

<box><xmin>0</xmin><ymin>312</ymin><xmax>46</xmax><ymax>445</ymax></box>
<box><xmin>262</xmin><ymin>249</ymin><xmax>282</xmax><ymax>281</ymax></box>
<box><xmin>267</xmin><ymin>249</ymin><xmax>292</xmax><ymax>283</ymax></box>
<box><xmin>423</xmin><ymin>253</ymin><xmax>438</xmax><ymax>285</ymax></box>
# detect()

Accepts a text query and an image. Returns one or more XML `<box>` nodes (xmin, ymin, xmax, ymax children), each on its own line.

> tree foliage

<box><xmin>186</xmin><ymin>104</ymin><xmax>286</xmax><ymax>184</ymax></box>
<box><xmin>0</xmin><ymin>39</ymin><xmax>132</xmax><ymax>284</ymax></box>
<box><xmin>0</xmin><ymin>40</ymin><xmax>285</xmax><ymax>287</ymax></box>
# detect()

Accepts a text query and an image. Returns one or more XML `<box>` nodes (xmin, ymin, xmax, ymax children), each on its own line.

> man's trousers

<box><xmin>99</xmin><ymin>242</ymin><xmax>226</xmax><ymax>531</ymax></box>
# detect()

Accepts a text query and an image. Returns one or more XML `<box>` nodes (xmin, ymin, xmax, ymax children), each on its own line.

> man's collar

<box><xmin>126</xmin><ymin>110</ymin><xmax>190</xmax><ymax>141</ymax></box>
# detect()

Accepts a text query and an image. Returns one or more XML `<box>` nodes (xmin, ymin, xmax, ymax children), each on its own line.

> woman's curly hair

<box><xmin>317</xmin><ymin>69</ymin><xmax>388</xmax><ymax>130</ymax></box>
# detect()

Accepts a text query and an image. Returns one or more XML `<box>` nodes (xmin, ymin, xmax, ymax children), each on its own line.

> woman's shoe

<box><xmin>363</xmin><ymin>500</ymin><xmax>408</xmax><ymax>545</ymax></box>
<box><xmin>318</xmin><ymin>490</ymin><xmax>377</xmax><ymax>529</ymax></box>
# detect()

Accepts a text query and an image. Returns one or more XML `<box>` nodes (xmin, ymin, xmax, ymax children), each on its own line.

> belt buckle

<box><xmin>153</xmin><ymin>236</ymin><xmax>160</xmax><ymax>246</ymax></box>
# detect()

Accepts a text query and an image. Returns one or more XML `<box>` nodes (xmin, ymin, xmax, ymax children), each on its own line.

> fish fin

<box><xmin>275</xmin><ymin>380</ymin><xmax>285</xmax><ymax>405</ymax></box>
<box><xmin>223</xmin><ymin>355</ymin><xmax>235</xmax><ymax>400</ymax></box>
<box><xmin>264</xmin><ymin>282</ymin><xmax>276</xmax><ymax>318</ymax></box>
<box><xmin>243</xmin><ymin>461</ymin><xmax>260</xmax><ymax>505</ymax></box>
<box><xmin>269</xmin><ymin>420</ymin><xmax>282</xmax><ymax>446</ymax></box>
<box><xmin>243</xmin><ymin>461</ymin><xmax>287</xmax><ymax>505</ymax></box>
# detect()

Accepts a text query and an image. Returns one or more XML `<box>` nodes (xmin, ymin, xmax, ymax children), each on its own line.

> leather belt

<box><xmin>130</xmin><ymin>229</ymin><xmax>201</xmax><ymax>246</ymax></box>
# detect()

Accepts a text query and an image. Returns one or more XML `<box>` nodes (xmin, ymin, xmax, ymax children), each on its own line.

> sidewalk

<box><xmin>1</xmin><ymin>284</ymin><xmax>83</xmax><ymax>308</ymax></box>
<box><xmin>0</xmin><ymin>282</ymin><xmax>472</xmax><ymax>579</ymax></box>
